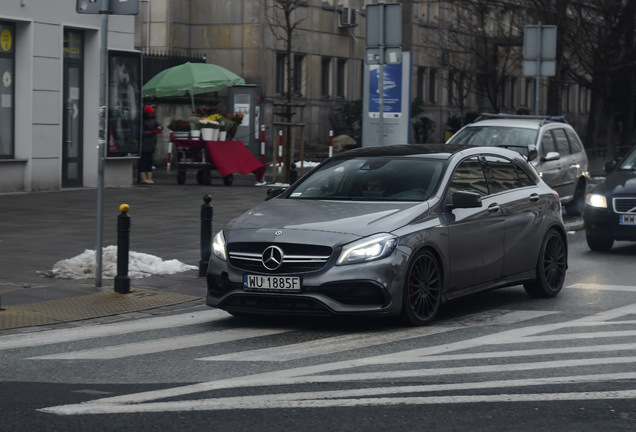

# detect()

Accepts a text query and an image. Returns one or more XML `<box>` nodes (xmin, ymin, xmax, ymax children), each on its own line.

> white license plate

<box><xmin>243</xmin><ymin>274</ymin><xmax>301</xmax><ymax>291</ymax></box>
<box><xmin>620</xmin><ymin>214</ymin><xmax>636</xmax><ymax>225</ymax></box>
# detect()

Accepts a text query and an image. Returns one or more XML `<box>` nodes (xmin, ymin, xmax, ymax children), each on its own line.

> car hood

<box><xmin>593</xmin><ymin>170</ymin><xmax>636</xmax><ymax>195</ymax></box>
<box><xmin>223</xmin><ymin>199</ymin><xmax>430</xmax><ymax>245</ymax></box>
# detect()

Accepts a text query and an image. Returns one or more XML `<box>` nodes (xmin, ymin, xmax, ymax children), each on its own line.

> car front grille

<box><xmin>227</xmin><ymin>242</ymin><xmax>332</xmax><ymax>274</ymax></box>
<box><xmin>613</xmin><ymin>197</ymin><xmax>636</xmax><ymax>214</ymax></box>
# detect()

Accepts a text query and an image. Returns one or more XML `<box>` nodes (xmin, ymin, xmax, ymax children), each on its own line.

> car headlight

<box><xmin>212</xmin><ymin>231</ymin><xmax>227</xmax><ymax>261</ymax></box>
<box><xmin>336</xmin><ymin>233</ymin><xmax>398</xmax><ymax>266</ymax></box>
<box><xmin>586</xmin><ymin>193</ymin><xmax>607</xmax><ymax>209</ymax></box>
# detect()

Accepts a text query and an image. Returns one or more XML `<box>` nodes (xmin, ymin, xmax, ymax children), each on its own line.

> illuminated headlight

<box><xmin>336</xmin><ymin>233</ymin><xmax>398</xmax><ymax>266</ymax></box>
<box><xmin>212</xmin><ymin>231</ymin><xmax>227</xmax><ymax>261</ymax></box>
<box><xmin>586</xmin><ymin>193</ymin><xmax>607</xmax><ymax>209</ymax></box>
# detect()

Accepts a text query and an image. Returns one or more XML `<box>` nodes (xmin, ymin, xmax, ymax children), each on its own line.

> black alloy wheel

<box><xmin>524</xmin><ymin>229</ymin><xmax>567</xmax><ymax>298</ymax></box>
<box><xmin>401</xmin><ymin>249</ymin><xmax>442</xmax><ymax>326</ymax></box>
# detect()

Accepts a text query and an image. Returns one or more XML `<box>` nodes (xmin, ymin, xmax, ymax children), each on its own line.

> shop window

<box><xmin>0</xmin><ymin>21</ymin><xmax>15</xmax><ymax>159</ymax></box>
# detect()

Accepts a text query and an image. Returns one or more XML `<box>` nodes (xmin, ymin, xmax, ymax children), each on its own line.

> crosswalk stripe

<box><xmin>568</xmin><ymin>283</ymin><xmax>636</xmax><ymax>292</ymax></box>
<box><xmin>0</xmin><ymin>310</ymin><xmax>226</xmax><ymax>351</ymax></box>
<box><xmin>29</xmin><ymin>327</ymin><xmax>292</xmax><ymax>360</ymax></box>
<box><xmin>199</xmin><ymin>310</ymin><xmax>555</xmax><ymax>362</ymax></box>
<box><xmin>40</xmin><ymin>373</ymin><xmax>636</xmax><ymax>415</ymax></box>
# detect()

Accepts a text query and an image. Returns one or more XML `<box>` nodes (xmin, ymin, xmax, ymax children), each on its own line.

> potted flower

<box><xmin>218</xmin><ymin>118</ymin><xmax>235</xmax><ymax>141</ymax></box>
<box><xmin>168</xmin><ymin>119</ymin><xmax>191</xmax><ymax>139</ymax></box>
<box><xmin>199</xmin><ymin>116</ymin><xmax>221</xmax><ymax>141</ymax></box>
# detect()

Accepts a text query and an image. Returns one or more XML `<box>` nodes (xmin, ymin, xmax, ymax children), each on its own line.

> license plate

<box><xmin>620</xmin><ymin>214</ymin><xmax>636</xmax><ymax>225</ymax></box>
<box><xmin>243</xmin><ymin>274</ymin><xmax>301</xmax><ymax>292</ymax></box>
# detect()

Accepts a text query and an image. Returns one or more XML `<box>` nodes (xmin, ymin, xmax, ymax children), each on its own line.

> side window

<box><xmin>481</xmin><ymin>156</ymin><xmax>521</xmax><ymax>194</ymax></box>
<box><xmin>514</xmin><ymin>163</ymin><xmax>537</xmax><ymax>187</ymax></box>
<box><xmin>552</xmin><ymin>128</ymin><xmax>571</xmax><ymax>155</ymax></box>
<box><xmin>565</xmin><ymin>128</ymin><xmax>583</xmax><ymax>153</ymax></box>
<box><xmin>448</xmin><ymin>157</ymin><xmax>489</xmax><ymax>199</ymax></box>
<box><xmin>540</xmin><ymin>131</ymin><xmax>556</xmax><ymax>156</ymax></box>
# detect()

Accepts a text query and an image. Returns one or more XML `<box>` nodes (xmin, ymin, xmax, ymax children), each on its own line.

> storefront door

<box><xmin>62</xmin><ymin>30</ymin><xmax>84</xmax><ymax>188</ymax></box>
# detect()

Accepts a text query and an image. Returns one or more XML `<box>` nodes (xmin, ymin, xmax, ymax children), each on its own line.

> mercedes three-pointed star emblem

<box><xmin>262</xmin><ymin>245</ymin><xmax>284</xmax><ymax>271</ymax></box>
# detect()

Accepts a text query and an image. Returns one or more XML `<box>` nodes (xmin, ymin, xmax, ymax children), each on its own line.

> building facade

<box><xmin>1</xmin><ymin>0</ymin><xmax>136</xmax><ymax>193</ymax></box>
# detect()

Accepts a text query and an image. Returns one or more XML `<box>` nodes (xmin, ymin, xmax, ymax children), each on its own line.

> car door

<box><xmin>481</xmin><ymin>155</ymin><xmax>545</xmax><ymax>277</ymax></box>
<box><xmin>536</xmin><ymin>129</ymin><xmax>569</xmax><ymax>198</ymax></box>
<box><xmin>444</xmin><ymin>156</ymin><xmax>505</xmax><ymax>292</ymax></box>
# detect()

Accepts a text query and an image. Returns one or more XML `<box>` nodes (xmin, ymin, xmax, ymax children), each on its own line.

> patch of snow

<box><xmin>49</xmin><ymin>246</ymin><xmax>197</xmax><ymax>280</ymax></box>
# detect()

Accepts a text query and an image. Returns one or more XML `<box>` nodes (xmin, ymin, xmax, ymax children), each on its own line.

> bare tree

<box><xmin>266</xmin><ymin>0</ymin><xmax>308</xmax><ymax>183</ymax></box>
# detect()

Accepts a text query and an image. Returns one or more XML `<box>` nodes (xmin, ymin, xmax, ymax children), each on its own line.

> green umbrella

<box><xmin>142</xmin><ymin>62</ymin><xmax>245</xmax><ymax>111</ymax></box>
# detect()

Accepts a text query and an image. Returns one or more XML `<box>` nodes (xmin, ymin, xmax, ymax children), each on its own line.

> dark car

<box><xmin>584</xmin><ymin>145</ymin><xmax>636</xmax><ymax>250</ymax></box>
<box><xmin>206</xmin><ymin>144</ymin><xmax>568</xmax><ymax>326</ymax></box>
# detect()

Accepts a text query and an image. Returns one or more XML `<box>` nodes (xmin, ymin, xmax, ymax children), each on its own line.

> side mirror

<box><xmin>266</xmin><ymin>187</ymin><xmax>287</xmax><ymax>201</ymax></box>
<box><xmin>542</xmin><ymin>151</ymin><xmax>561</xmax><ymax>162</ymax></box>
<box><xmin>527</xmin><ymin>145</ymin><xmax>538</xmax><ymax>161</ymax></box>
<box><xmin>451</xmin><ymin>190</ymin><xmax>483</xmax><ymax>209</ymax></box>
<box><xmin>604</xmin><ymin>160</ymin><xmax>618</xmax><ymax>173</ymax></box>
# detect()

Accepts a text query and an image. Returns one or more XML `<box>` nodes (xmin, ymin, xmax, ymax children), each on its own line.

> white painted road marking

<box><xmin>36</xmin><ymin>302</ymin><xmax>636</xmax><ymax>414</ymax></box>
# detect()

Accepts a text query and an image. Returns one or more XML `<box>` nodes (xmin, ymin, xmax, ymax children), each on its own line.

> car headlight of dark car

<box><xmin>586</xmin><ymin>193</ymin><xmax>608</xmax><ymax>209</ymax></box>
<box><xmin>336</xmin><ymin>233</ymin><xmax>398</xmax><ymax>265</ymax></box>
<box><xmin>212</xmin><ymin>230</ymin><xmax>227</xmax><ymax>261</ymax></box>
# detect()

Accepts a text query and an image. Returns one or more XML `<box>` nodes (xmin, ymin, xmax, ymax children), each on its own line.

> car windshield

<box><xmin>618</xmin><ymin>149</ymin><xmax>636</xmax><ymax>171</ymax></box>
<box><xmin>449</xmin><ymin>126</ymin><xmax>537</xmax><ymax>156</ymax></box>
<box><xmin>287</xmin><ymin>156</ymin><xmax>445</xmax><ymax>201</ymax></box>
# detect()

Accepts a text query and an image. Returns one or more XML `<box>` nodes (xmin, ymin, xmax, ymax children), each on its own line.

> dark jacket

<box><xmin>142</xmin><ymin>114</ymin><xmax>162</xmax><ymax>153</ymax></box>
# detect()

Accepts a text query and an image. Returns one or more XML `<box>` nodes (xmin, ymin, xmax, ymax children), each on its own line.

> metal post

<box><xmin>199</xmin><ymin>195</ymin><xmax>213</xmax><ymax>277</ymax></box>
<box><xmin>95</xmin><ymin>0</ymin><xmax>110</xmax><ymax>287</ymax></box>
<box><xmin>114</xmin><ymin>204</ymin><xmax>131</xmax><ymax>294</ymax></box>
<box><xmin>378</xmin><ymin>4</ymin><xmax>385</xmax><ymax>146</ymax></box>
<box><xmin>535</xmin><ymin>21</ymin><xmax>542</xmax><ymax>116</ymax></box>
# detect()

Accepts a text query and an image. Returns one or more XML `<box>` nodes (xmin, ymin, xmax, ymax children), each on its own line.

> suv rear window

<box><xmin>448</xmin><ymin>126</ymin><xmax>537</xmax><ymax>156</ymax></box>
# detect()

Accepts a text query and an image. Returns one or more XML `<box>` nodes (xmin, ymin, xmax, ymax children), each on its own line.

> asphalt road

<box><xmin>1</xmin><ymin>228</ymin><xmax>635</xmax><ymax>431</ymax></box>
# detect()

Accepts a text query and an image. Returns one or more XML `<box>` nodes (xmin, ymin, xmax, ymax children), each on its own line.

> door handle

<box><xmin>529</xmin><ymin>193</ymin><xmax>540</xmax><ymax>202</ymax></box>
<box><xmin>488</xmin><ymin>203</ymin><xmax>500</xmax><ymax>213</ymax></box>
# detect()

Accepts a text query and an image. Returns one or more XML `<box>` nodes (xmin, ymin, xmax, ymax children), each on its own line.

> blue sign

<box><xmin>368</xmin><ymin>64</ymin><xmax>403</xmax><ymax>118</ymax></box>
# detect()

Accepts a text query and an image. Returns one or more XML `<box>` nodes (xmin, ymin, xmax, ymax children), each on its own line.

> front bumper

<box><xmin>205</xmin><ymin>251</ymin><xmax>408</xmax><ymax>318</ymax></box>
<box><xmin>584</xmin><ymin>207</ymin><xmax>636</xmax><ymax>242</ymax></box>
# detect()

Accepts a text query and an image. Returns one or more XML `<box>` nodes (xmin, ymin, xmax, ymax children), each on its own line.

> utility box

<box><xmin>228</xmin><ymin>85</ymin><xmax>261</xmax><ymax>155</ymax></box>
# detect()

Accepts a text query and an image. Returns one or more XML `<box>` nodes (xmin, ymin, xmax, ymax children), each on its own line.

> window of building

<box><xmin>428</xmin><ymin>68</ymin><xmax>437</xmax><ymax>104</ymax></box>
<box><xmin>275</xmin><ymin>53</ymin><xmax>285</xmax><ymax>96</ymax></box>
<box><xmin>0</xmin><ymin>21</ymin><xmax>15</xmax><ymax>159</ymax></box>
<box><xmin>417</xmin><ymin>67</ymin><xmax>425</xmax><ymax>101</ymax></box>
<box><xmin>293</xmin><ymin>54</ymin><xmax>303</xmax><ymax>97</ymax></box>
<box><xmin>321</xmin><ymin>57</ymin><xmax>331</xmax><ymax>98</ymax></box>
<box><xmin>336</xmin><ymin>59</ymin><xmax>346</xmax><ymax>99</ymax></box>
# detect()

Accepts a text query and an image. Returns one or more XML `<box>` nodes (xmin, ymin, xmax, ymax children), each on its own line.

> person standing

<box><xmin>140</xmin><ymin>105</ymin><xmax>162</xmax><ymax>184</ymax></box>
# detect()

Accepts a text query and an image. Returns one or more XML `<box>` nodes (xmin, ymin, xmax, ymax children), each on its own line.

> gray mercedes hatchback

<box><xmin>206</xmin><ymin>144</ymin><xmax>567</xmax><ymax>325</ymax></box>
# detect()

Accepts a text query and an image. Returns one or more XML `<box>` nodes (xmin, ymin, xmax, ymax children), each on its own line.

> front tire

<box><xmin>400</xmin><ymin>249</ymin><xmax>443</xmax><ymax>326</ymax></box>
<box><xmin>586</xmin><ymin>235</ymin><xmax>614</xmax><ymax>251</ymax></box>
<box><xmin>524</xmin><ymin>229</ymin><xmax>567</xmax><ymax>298</ymax></box>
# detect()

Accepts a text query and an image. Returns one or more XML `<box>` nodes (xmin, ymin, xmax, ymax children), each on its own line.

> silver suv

<box><xmin>446</xmin><ymin>114</ymin><xmax>589</xmax><ymax>215</ymax></box>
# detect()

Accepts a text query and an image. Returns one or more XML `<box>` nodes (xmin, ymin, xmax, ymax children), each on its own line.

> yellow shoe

<box><xmin>146</xmin><ymin>172</ymin><xmax>155</xmax><ymax>184</ymax></box>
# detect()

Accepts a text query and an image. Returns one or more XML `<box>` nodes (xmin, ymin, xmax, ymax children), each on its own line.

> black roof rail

<box><xmin>474</xmin><ymin>113</ymin><xmax>568</xmax><ymax>125</ymax></box>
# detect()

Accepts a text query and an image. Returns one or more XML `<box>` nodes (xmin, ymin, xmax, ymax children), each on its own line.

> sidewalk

<box><xmin>0</xmin><ymin>168</ymin><xmax>271</xmax><ymax>332</ymax></box>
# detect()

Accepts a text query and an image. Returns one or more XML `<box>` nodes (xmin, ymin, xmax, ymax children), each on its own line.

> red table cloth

<box><xmin>174</xmin><ymin>139</ymin><xmax>265</xmax><ymax>181</ymax></box>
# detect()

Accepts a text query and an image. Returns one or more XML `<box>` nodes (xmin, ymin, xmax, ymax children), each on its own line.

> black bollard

<box><xmin>114</xmin><ymin>204</ymin><xmax>131</xmax><ymax>294</ymax></box>
<box><xmin>289</xmin><ymin>163</ymin><xmax>298</xmax><ymax>184</ymax></box>
<box><xmin>199</xmin><ymin>195</ymin><xmax>213</xmax><ymax>277</ymax></box>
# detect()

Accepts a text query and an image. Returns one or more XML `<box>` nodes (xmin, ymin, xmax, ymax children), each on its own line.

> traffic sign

<box><xmin>77</xmin><ymin>0</ymin><xmax>139</xmax><ymax>15</ymax></box>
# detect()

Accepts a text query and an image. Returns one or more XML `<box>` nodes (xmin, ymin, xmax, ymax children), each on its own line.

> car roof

<box><xmin>463</xmin><ymin>114</ymin><xmax>571</xmax><ymax>130</ymax></box>
<box><xmin>332</xmin><ymin>144</ymin><xmax>472</xmax><ymax>161</ymax></box>
<box><xmin>333</xmin><ymin>144</ymin><xmax>527</xmax><ymax>163</ymax></box>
